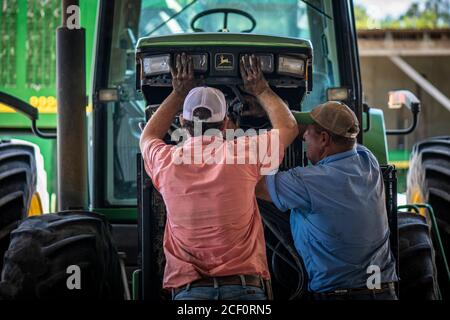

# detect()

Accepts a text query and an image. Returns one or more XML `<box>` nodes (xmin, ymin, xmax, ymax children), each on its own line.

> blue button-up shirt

<box><xmin>266</xmin><ymin>145</ymin><xmax>397</xmax><ymax>292</ymax></box>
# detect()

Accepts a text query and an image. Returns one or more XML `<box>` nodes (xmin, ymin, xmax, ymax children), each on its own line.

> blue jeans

<box><xmin>173</xmin><ymin>284</ymin><xmax>267</xmax><ymax>300</ymax></box>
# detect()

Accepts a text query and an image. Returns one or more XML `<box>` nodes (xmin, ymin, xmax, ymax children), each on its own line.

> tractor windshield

<box><xmin>139</xmin><ymin>0</ymin><xmax>340</xmax><ymax>105</ymax></box>
<box><xmin>103</xmin><ymin>0</ymin><xmax>341</xmax><ymax>206</ymax></box>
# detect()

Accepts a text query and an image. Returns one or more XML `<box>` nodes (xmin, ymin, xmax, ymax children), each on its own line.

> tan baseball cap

<box><xmin>292</xmin><ymin>101</ymin><xmax>360</xmax><ymax>138</ymax></box>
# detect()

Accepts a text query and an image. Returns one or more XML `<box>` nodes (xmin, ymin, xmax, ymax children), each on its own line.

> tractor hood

<box><xmin>136</xmin><ymin>33</ymin><xmax>313</xmax><ymax>110</ymax></box>
<box><xmin>136</xmin><ymin>33</ymin><xmax>313</xmax><ymax>49</ymax></box>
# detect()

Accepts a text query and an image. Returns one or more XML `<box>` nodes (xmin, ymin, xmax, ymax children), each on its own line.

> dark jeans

<box><xmin>173</xmin><ymin>284</ymin><xmax>267</xmax><ymax>300</ymax></box>
<box><xmin>312</xmin><ymin>288</ymin><xmax>398</xmax><ymax>300</ymax></box>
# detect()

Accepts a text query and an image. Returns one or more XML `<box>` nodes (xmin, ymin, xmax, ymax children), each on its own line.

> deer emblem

<box><xmin>218</xmin><ymin>54</ymin><xmax>231</xmax><ymax>66</ymax></box>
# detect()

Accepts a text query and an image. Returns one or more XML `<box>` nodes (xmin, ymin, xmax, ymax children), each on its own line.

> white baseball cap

<box><xmin>182</xmin><ymin>87</ymin><xmax>227</xmax><ymax>122</ymax></box>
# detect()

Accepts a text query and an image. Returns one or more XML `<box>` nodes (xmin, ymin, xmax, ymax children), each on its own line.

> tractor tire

<box><xmin>407</xmin><ymin>136</ymin><xmax>450</xmax><ymax>298</ymax></box>
<box><xmin>0</xmin><ymin>140</ymin><xmax>37</xmax><ymax>271</ymax></box>
<box><xmin>398</xmin><ymin>211</ymin><xmax>440</xmax><ymax>299</ymax></box>
<box><xmin>0</xmin><ymin>211</ymin><xmax>124</xmax><ymax>300</ymax></box>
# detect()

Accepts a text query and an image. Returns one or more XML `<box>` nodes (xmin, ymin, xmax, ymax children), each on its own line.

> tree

<box><xmin>396</xmin><ymin>0</ymin><xmax>449</xmax><ymax>28</ymax></box>
<box><xmin>355</xmin><ymin>0</ymin><xmax>450</xmax><ymax>29</ymax></box>
<box><xmin>354</xmin><ymin>4</ymin><xmax>379</xmax><ymax>29</ymax></box>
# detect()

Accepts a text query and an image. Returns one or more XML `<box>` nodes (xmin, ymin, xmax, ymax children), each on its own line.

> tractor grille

<box><xmin>281</xmin><ymin>139</ymin><xmax>303</xmax><ymax>170</ymax></box>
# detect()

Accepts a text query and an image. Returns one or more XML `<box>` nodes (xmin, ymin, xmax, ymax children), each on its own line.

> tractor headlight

<box><xmin>239</xmin><ymin>54</ymin><xmax>274</xmax><ymax>73</ymax></box>
<box><xmin>277</xmin><ymin>55</ymin><xmax>305</xmax><ymax>78</ymax></box>
<box><xmin>143</xmin><ymin>55</ymin><xmax>171</xmax><ymax>76</ymax></box>
<box><xmin>257</xmin><ymin>54</ymin><xmax>274</xmax><ymax>73</ymax></box>
<box><xmin>191</xmin><ymin>54</ymin><xmax>208</xmax><ymax>72</ymax></box>
<box><xmin>143</xmin><ymin>54</ymin><xmax>208</xmax><ymax>75</ymax></box>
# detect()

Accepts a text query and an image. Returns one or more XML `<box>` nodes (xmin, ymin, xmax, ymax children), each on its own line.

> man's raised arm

<box><xmin>240</xmin><ymin>54</ymin><xmax>299</xmax><ymax>148</ymax></box>
<box><xmin>139</xmin><ymin>53</ymin><xmax>195</xmax><ymax>150</ymax></box>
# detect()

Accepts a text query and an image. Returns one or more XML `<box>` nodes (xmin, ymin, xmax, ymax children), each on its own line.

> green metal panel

<box><xmin>16</xmin><ymin>0</ymin><xmax>26</xmax><ymax>90</ymax></box>
<box><xmin>0</xmin><ymin>0</ymin><xmax>18</xmax><ymax>87</ymax></box>
<box><xmin>363</xmin><ymin>108</ymin><xmax>389</xmax><ymax>165</ymax></box>
<box><xmin>91</xmin><ymin>208</ymin><xmax>138</xmax><ymax>222</ymax></box>
<box><xmin>363</xmin><ymin>108</ymin><xmax>404</xmax><ymax>189</ymax></box>
<box><xmin>137</xmin><ymin>33</ymin><xmax>313</xmax><ymax>50</ymax></box>
<box><xmin>0</xmin><ymin>113</ymin><xmax>56</xmax><ymax>128</ymax></box>
<box><xmin>80</xmin><ymin>0</ymin><xmax>98</xmax><ymax>98</ymax></box>
<box><xmin>26</xmin><ymin>1</ymin><xmax>60</xmax><ymax>90</ymax></box>
<box><xmin>132</xmin><ymin>269</ymin><xmax>141</xmax><ymax>300</ymax></box>
<box><xmin>0</xmin><ymin>0</ymin><xmax>59</xmax><ymax>101</ymax></box>
<box><xmin>389</xmin><ymin>149</ymin><xmax>410</xmax><ymax>163</ymax></box>
<box><xmin>0</xmin><ymin>0</ymin><xmax>99</xmax><ymax>215</ymax></box>
<box><xmin>388</xmin><ymin>149</ymin><xmax>409</xmax><ymax>193</ymax></box>
<box><xmin>0</xmin><ymin>0</ymin><xmax>98</xmax><ymax>110</ymax></box>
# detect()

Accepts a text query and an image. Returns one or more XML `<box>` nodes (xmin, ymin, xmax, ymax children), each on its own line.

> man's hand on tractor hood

<box><xmin>240</xmin><ymin>54</ymin><xmax>270</xmax><ymax>97</ymax></box>
<box><xmin>171</xmin><ymin>53</ymin><xmax>197</xmax><ymax>98</ymax></box>
<box><xmin>240</xmin><ymin>54</ymin><xmax>298</xmax><ymax>149</ymax></box>
<box><xmin>140</xmin><ymin>52</ymin><xmax>199</xmax><ymax>144</ymax></box>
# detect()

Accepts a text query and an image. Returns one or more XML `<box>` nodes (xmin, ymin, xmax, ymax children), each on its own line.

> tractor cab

<box><xmin>94</xmin><ymin>0</ymin><xmax>383</xmax><ymax>300</ymax></box>
<box><xmin>97</xmin><ymin>0</ymin><xmax>348</xmax><ymax>209</ymax></box>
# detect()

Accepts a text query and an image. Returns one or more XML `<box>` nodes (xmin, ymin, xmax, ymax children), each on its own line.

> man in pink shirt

<box><xmin>140</xmin><ymin>53</ymin><xmax>298</xmax><ymax>300</ymax></box>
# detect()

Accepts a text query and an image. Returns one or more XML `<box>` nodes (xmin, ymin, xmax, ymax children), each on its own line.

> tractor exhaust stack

<box><xmin>56</xmin><ymin>0</ymin><xmax>88</xmax><ymax>210</ymax></box>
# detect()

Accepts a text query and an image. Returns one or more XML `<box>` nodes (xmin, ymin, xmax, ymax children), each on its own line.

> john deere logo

<box><xmin>215</xmin><ymin>53</ymin><xmax>234</xmax><ymax>70</ymax></box>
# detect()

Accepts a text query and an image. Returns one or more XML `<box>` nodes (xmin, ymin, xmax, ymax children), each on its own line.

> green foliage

<box><xmin>354</xmin><ymin>4</ymin><xmax>372</xmax><ymax>29</ymax></box>
<box><xmin>355</xmin><ymin>0</ymin><xmax>450</xmax><ymax>29</ymax></box>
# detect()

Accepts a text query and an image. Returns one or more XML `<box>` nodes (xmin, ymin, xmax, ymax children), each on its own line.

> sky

<box><xmin>354</xmin><ymin>0</ymin><xmax>426</xmax><ymax>20</ymax></box>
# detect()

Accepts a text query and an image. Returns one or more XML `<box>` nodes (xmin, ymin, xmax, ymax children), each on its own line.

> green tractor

<box><xmin>0</xmin><ymin>0</ymin><xmax>448</xmax><ymax>300</ymax></box>
<box><xmin>0</xmin><ymin>0</ymin><xmax>99</xmax><ymax>214</ymax></box>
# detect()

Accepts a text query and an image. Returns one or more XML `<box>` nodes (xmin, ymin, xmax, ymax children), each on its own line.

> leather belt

<box><xmin>313</xmin><ymin>282</ymin><xmax>396</xmax><ymax>298</ymax></box>
<box><xmin>173</xmin><ymin>274</ymin><xmax>264</xmax><ymax>296</ymax></box>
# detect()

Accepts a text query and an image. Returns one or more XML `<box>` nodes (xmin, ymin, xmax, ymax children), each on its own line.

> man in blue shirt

<box><xmin>256</xmin><ymin>101</ymin><xmax>398</xmax><ymax>300</ymax></box>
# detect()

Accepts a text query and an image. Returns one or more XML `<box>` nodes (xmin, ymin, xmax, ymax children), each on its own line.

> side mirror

<box><xmin>388</xmin><ymin>90</ymin><xmax>420</xmax><ymax>111</ymax></box>
<box><xmin>386</xmin><ymin>90</ymin><xmax>421</xmax><ymax>135</ymax></box>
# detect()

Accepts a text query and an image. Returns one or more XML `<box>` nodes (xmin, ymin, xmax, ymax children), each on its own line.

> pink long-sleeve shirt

<box><xmin>141</xmin><ymin>131</ymin><xmax>283</xmax><ymax>289</ymax></box>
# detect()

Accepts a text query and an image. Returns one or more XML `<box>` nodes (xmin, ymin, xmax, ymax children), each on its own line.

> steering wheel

<box><xmin>190</xmin><ymin>8</ymin><xmax>256</xmax><ymax>33</ymax></box>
